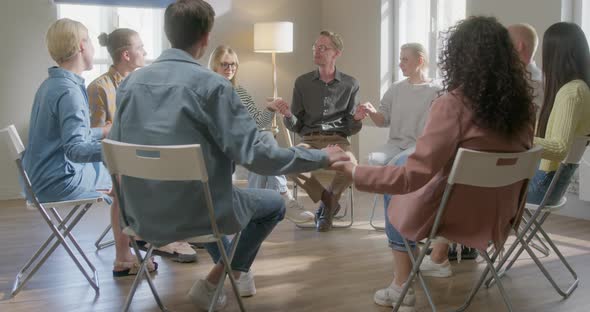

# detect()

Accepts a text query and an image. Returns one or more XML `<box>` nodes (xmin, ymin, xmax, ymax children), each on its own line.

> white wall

<box><xmin>0</xmin><ymin>0</ymin><xmax>322</xmax><ymax>200</ymax></box>
<box><xmin>321</xmin><ymin>0</ymin><xmax>388</xmax><ymax>163</ymax></box>
<box><xmin>467</xmin><ymin>0</ymin><xmax>563</xmax><ymax>65</ymax></box>
<box><xmin>0</xmin><ymin>0</ymin><xmax>56</xmax><ymax>199</ymax></box>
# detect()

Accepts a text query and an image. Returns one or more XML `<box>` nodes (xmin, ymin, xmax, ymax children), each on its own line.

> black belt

<box><xmin>304</xmin><ymin>131</ymin><xmax>346</xmax><ymax>138</ymax></box>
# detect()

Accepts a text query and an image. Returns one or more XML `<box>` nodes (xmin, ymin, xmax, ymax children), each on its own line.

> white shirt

<box><xmin>378</xmin><ymin>79</ymin><xmax>441</xmax><ymax>149</ymax></box>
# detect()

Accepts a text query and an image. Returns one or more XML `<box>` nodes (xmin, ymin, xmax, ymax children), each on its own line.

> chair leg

<box><xmin>123</xmin><ymin>238</ymin><xmax>168</xmax><ymax>312</ymax></box>
<box><xmin>210</xmin><ymin>232</ymin><xmax>242</xmax><ymax>312</ymax></box>
<box><xmin>527</xmin><ymin>225</ymin><xmax>580</xmax><ymax>297</ymax></box>
<box><xmin>95</xmin><ymin>224</ymin><xmax>115</xmax><ymax>250</ymax></box>
<box><xmin>369</xmin><ymin>194</ymin><xmax>384</xmax><ymax>231</ymax></box>
<box><xmin>12</xmin><ymin>203</ymin><xmax>99</xmax><ymax>297</ymax></box>
<box><xmin>393</xmin><ymin>238</ymin><xmax>437</xmax><ymax>312</ymax></box>
<box><xmin>455</xmin><ymin>248</ymin><xmax>513</xmax><ymax>312</ymax></box>
<box><xmin>214</xmin><ymin>236</ymin><xmax>246</xmax><ymax>312</ymax></box>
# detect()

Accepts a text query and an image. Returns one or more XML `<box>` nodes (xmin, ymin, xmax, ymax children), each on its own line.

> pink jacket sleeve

<box><xmin>354</xmin><ymin>94</ymin><xmax>462</xmax><ymax>195</ymax></box>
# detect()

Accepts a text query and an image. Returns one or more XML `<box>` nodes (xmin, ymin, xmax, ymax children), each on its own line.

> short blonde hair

<box><xmin>401</xmin><ymin>42</ymin><xmax>429</xmax><ymax>72</ymax></box>
<box><xmin>46</xmin><ymin>18</ymin><xmax>88</xmax><ymax>64</ymax></box>
<box><xmin>208</xmin><ymin>45</ymin><xmax>239</xmax><ymax>86</ymax></box>
<box><xmin>320</xmin><ymin>30</ymin><xmax>343</xmax><ymax>51</ymax></box>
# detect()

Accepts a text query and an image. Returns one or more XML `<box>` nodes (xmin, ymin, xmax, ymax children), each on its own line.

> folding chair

<box><xmin>485</xmin><ymin>136</ymin><xmax>589</xmax><ymax>298</ymax></box>
<box><xmin>393</xmin><ymin>146</ymin><xmax>542</xmax><ymax>312</ymax></box>
<box><xmin>101</xmin><ymin>139</ymin><xmax>246</xmax><ymax>312</ymax></box>
<box><xmin>1</xmin><ymin>125</ymin><xmax>102</xmax><ymax>297</ymax></box>
<box><xmin>94</xmin><ymin>224</ymin><xmax>115</xmax><ymax>250</ymax></box>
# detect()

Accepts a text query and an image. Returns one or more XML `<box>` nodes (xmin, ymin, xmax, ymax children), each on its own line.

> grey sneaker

<box><xmin>188</xmin><ymin>279</ymin><xmax>227</xmax><ymax>311</ymax></box>
<box><xmin>284</xmin><ymin>198</ymin><xmax>315</xmax><ymax>224</ymax></box>
<box><xmin>419</xmin><ymin>255</ymin><xmax>453</xmax><ymax>277</ymax></box>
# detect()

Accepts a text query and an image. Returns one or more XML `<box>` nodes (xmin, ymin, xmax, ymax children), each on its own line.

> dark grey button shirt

<box><xmin>284</xmin><ymin>69</ymin><xmax>362</xmax><ymax>137</ymax></box>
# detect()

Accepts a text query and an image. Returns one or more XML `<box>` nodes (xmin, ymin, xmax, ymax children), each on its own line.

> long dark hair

<box><xmin>538</xmin><ymin>22</ymin><xmax>590</xmax><ymax>137</ymax></box>
<box><xmin>439</xmin><ymin>16</ymin><xmax>534</xmax><ymax>138</ymax></box>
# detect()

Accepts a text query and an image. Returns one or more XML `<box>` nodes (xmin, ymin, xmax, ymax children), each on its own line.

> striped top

<box><xmin>235</xmin><ymin>85</ymin><xmax>273</xmax><ymax>130</ymax></box>
<box><xmin>534</xmin><ymin>79</ymin><xmax>590</xmax><ymax>171</ymax></box>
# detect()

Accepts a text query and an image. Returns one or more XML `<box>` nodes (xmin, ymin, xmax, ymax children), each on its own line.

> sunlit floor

<box><xmin>0</xmin><ymin>190</ymin><xmax>589</xmax><ymax>312</ymax></box>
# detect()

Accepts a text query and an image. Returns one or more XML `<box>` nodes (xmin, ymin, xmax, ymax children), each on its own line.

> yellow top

<box><xmin>534</xmin><ymin>79</ymin><xmax>590</xmax><ymax>171</ymax></box>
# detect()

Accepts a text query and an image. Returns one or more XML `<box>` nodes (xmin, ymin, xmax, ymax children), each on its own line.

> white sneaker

<box><xmin>236</xmin><ymin>270</ymin><xmax>256</xmax><ymax>297</ymax></box>
<box><xmin>188</xmin><ymin>279</ymin><xmax>227</xmax><ymax>311</ymax></box>
<box><xmin>420</xmin><ymin>255</ymin><xmax>453</xmax><ymax>277</ymax></box>
<box><xmin>284</xmin><ymin>198</ymin><xmax>315</xmax><ymax>224</ymax></box>
<box><xmin>374</xmin><ymin>282</ymin><xmax>416</xmax><ymax>311</ymax></box>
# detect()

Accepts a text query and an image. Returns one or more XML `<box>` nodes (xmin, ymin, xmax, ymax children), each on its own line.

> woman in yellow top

<box><xmin>528</xmin><ymin>22</ymin><xmax>590</xmax><ymax>205</ymax></box>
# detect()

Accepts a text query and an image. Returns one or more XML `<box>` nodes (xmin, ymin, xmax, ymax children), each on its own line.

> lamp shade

<box><xmin>254</xmin><ymin>22</ymin><xmax>293</xmax><ymax>53</ymax></box>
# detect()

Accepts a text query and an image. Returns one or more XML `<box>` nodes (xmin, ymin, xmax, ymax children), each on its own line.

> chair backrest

<box><xmin>563</xmin><ymin>136</ymin><xmax>590</xmax><ymax>165</ymax></box>
<box><xmin>1</xmin><ymin>125</ymin><xmax>25</xmax><ymax>160</ymax></box>
<box><xmin>101</xmin><ymin>139</ymin><xmax>208</xmax><ymax>182</ymax></box>
<box><xmin>448</xmin><ymin>145</ymin><xmax>543</xmax><ymax>187</ymax></box>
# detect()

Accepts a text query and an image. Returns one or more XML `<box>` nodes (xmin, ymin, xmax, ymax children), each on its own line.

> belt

<box><xmin>304</xmin><ymin>131</ymin><xmax>346</xmax><ymax>138</ymax></box>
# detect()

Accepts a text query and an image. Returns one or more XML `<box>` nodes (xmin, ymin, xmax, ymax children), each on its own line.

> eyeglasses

<box><xmin>220</xmin><ymin>62</ymin><xmax>237</xmax><ymax>69</ymax></box>
<box><xmin>312</xmin><ymin>44</ymin><xmax>333</xmax><ymax>52</ymax></box>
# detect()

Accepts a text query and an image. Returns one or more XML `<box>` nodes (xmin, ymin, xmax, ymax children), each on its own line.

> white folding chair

<box><xmin>392</xmin><ymin>146</ymin><xmax>542</xmax><ymax>312</ymax></box>
<box><xmin>485</xmin><ymin>136</ymin><xmax>589</xmax><ymax>298</ymax></box>
<box><xmin>94</xmin><ymin>224</ymin><xmax>115</xmax><ymax>250</ymax></box>
<box><xmin>101</xmin><ymin>139</ymin><xmax>245</xmax><ymax>312</ymax></box>
<box><xmin>1</xmin><ymin>125</ymin><xmax>102</xmax><ymax>297</ymax></box>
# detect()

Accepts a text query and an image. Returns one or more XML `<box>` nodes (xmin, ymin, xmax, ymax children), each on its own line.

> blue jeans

<box><xmin>383</xmin><ymin>154</ymin><xmax>416</xmax><ymax>252</ymax></box>
<box><xmin>247</xmin><ymin>171</ymin><xmax>289</xmax><ymax>193</ymax></box>
<box><xmin>204</xmin><ymin>188</ymin><xmax>285</xmax><ymax>272</ymax></box>
<box><xmin>526</xmin><ymin>164</ymin><xmax>578</xmax><ymax>205</ymax></box>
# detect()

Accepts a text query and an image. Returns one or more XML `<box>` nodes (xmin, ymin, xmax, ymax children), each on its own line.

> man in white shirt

<box><xmin>508</xmin><ymin>23</ymin><xmax>544</xmax><ymax>116</ymax></box>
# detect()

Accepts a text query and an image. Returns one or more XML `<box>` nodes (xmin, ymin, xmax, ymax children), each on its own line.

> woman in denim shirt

<box><xmin>23</xmin><ymin>18</ymin><xmax>156</xmax><ymax>277</ymax></box>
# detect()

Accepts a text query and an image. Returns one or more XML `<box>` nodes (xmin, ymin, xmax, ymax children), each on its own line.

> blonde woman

<box><xmin>88</xmin><ymin>28</ymin><xmax>196</xmax><ymax>263</ymax></box>
<box><xmin>209</xmin><ymin>45</ymin><xmax>314</xmax><ymax>225</ymax></box>
<box><xmin>22</xmin><ymin>19</ymin><xmax>157</xmax><ymax>277</ymax></box>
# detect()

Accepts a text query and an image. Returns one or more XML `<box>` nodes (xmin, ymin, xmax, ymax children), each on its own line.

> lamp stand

<box><xmin>265</xmin><ymin>52</ymin><xmax>293</xmax><ymax>148</ymax></box>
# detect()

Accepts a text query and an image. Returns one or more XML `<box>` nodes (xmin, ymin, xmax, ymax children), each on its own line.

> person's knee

<box><xmin>368</xmin><ymin>152</ymin><xmax>387</xmax><ymax>166</ymax></box>
<box><xmin>267</xmin><ymin>191</ymin><xmax>286</xmax><ymax>221</ymax></box>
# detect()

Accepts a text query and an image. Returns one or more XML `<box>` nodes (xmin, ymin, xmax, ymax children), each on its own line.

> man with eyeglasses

<box><xmin>268</xmin><ymin>30</ymin><xmax>366</xmax><ymax>232</ymax></box>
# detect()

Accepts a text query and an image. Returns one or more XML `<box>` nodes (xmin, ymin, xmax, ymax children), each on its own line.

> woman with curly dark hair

<box><xmin>331</xmin><ymin>16</ymin><xmax>535</xmax><ymax>310</ymax></box>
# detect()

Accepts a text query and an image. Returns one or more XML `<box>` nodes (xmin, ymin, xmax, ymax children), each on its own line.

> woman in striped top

<box><xmin>527</xmin><ymin>22</ymin><xmax>590</xmax><ymax>205</ymax></box>
<box><xmin>209</xmin><ymin>45</ymin><xmax>315</xmax><ymax>225</ymax></box>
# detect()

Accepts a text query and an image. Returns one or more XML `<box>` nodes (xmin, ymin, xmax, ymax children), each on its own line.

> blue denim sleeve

<box><xmin>57</xmin><ymin>90</ymin><xmax>102</xmax><ymax>163</ymax></box>
<box><xmin>202</xmin><ymin>84</ymin><xmax>329</xmax><ymax>176</ymax></box>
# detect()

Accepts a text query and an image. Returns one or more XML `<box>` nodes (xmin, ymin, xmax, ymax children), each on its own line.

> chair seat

<box><xmin>525</xmin><ymin>197</ymin><xmax>567</xmax><ymax>212</ymax></box>
<box><xmin>27</xmin><ymin>197</ymin><xmax>103</xmax><ymax>210</ymax></box>
<box><xmin>122</xmin><ymin>227</ymin><xmax>218</xmax><ymax>245</ymax></box>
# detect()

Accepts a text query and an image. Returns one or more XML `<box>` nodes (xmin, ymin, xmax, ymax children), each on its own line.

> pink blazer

<box><xmin>355</xmin><ymin>91</ymin><xmax>533</xmax><ymax>250</ymax></box>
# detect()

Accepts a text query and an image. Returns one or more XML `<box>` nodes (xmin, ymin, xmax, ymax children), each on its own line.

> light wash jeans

<box><xmin>204</xmin><ymin>187</ymin><xmax>285</xmax><ymax>272</ymax></box>
<box><xmin>247</xmin><ymin>172</ymin><xmax>289</xmax><ymax>193</ymax></box>
<box><xmin>526</xmin><ymin>164</ymin><xmax>578</xmax><ymax>205</ymax></box>
<box><xmin>383</xmin><ymin>153</ymin><xmax>416</xmax><ymax>252</ymax></box>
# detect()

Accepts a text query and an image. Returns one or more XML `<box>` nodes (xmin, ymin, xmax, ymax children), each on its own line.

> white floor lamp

<box><xmin>254</xmin><ymin>21</ymin><xmax>294</xmax><ymax>147</ymax></box>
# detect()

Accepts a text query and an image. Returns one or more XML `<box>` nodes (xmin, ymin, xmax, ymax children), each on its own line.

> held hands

<box><xmin>329</xmin><ymin>160</ymin><xmax>356</xmax><ymax>180</ymax></box>
<box><xmin>321</xmin><ymin>144</ymin><xmax>350</xmax><ymax>165</ymax></box>
<box><xmin>353</xmin><ymin>102</ymin><xmax>376</xmax><ymax>121</ymax></box>
<box><xmin>266</xmin><ymin>97</ymin><xmax>292</xmax><ymax>118</ymax></box>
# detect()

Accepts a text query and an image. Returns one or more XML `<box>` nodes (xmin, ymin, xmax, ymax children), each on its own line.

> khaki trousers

<box><xmin>289</xmin><ymin>134</ymin><xmax>357</xmax><ymax>203</ymax></box>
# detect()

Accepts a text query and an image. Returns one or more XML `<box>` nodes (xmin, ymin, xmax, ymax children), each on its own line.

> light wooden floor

<box><xmin>0</xmin><ymin>191</ymin><xmax>589</xmax><ymax>312</ymax></box>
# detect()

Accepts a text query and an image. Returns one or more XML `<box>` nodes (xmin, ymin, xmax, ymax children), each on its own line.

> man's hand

<box><xmin>321</xmin><ymin>144</ymin><xmax>350</xmax><ymax>165</ymax></box>
<box><xmin>102</xmin><ymin>121</ymin><xmax>112</xmax><ymax>139</ymax></box>
<box><xmin>267</xmin><ymin>97</ymin><xmax>292</xmax><ymax>117</ymax></box>
<box><xmin>329</xmin><ymin>160</ymin><xmax>356</xmax><ymax>180</ymax></box>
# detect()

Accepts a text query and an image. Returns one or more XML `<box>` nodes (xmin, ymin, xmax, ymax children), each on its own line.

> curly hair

<box><xmin>439</xmin><ymin>16</ymin><xmax>534</xmax><ymax>138</ymax></box>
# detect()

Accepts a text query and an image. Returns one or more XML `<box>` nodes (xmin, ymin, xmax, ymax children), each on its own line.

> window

<box><xmin>386</xmin><ymin>0</ymin><xmax>466</xmax><ymax>86</ymax></box>
<box><xmin>571</xmin><ymin>0</ymin><xmax>590</xmax><ymax>45</ymax></box>
<box><xmin>57</xmin><ymin>4</ymin><xmax>166</xmax><ymax>85</ymax></box>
